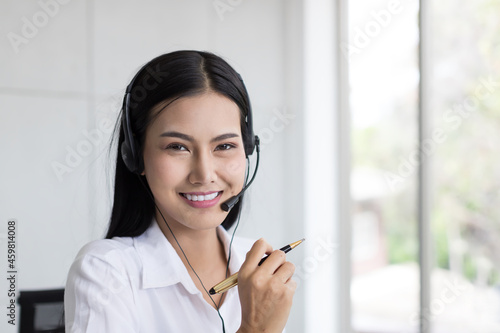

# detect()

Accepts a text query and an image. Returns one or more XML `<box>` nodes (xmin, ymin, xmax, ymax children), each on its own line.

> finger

<box><xmin>273</xmin><ymin>261</ymin><xmax>295</xmax><ymax>283</ymax></box>
<box><xmin>259</xmin><ymin>250</ymin><xmax>287</xmax><ymax>274</ymax></box>
<box><xmin>242</xmin><ymin>238</ymin><xmax>273</xmax><ymax>269</ymax></box>
<box><xmin>286</xmin><ymin>278</ymin><xmax>298</xmax><ymax>292</ymax></box>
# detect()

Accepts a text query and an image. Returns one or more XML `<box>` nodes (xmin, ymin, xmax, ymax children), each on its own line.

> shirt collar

<box><xmin>134</xmin><ymin>219</ymin><xmax>244</xmax><ymax>294</ymax></box>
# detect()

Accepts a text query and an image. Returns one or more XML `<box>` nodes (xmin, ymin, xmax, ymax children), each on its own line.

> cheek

<box><xmin>145</xmin><ymin>153</ymin><xmax>187</xmax><ymax>187</ymax></box>
<box><xmin>221</xmin><ymin>155</ymin><xmax>247</xmax><ymax>185</ymax></box>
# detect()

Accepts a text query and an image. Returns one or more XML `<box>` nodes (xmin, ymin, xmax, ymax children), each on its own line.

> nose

<box><xmin>188</xmin><ymin>151</ymin><xmax>217</xmax><ymax>185</ymax></box>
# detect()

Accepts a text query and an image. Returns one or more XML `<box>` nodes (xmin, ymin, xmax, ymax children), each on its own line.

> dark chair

<box><xmin>17</xmin><ymin>289</ymin><xmax>65</xmax><ymax>333</ymax></box>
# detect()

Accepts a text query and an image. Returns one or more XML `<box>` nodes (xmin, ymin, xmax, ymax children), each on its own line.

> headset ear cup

<box><xmin>121</xmin><ymin>140</ymin><xmax>144</xmax><ymax>175</ymax></box>
<box><xmin>121</xmin><ymin>140</ymin><xmax>137</xmax><ymax>174</ymax></box>
<box><xmin>244</xmin><ymin>108</ymin><xmax>256</xmax><ymax>156</ymax></box>
<box><xmin>136</xmin><ymin>145</ymin><xmax>144</xmax><ymax>174</ymax></box>
<box><xmin>244</xmin><ymin>134</ymin><xmax>256</xmax><ymax>156</ymax></box>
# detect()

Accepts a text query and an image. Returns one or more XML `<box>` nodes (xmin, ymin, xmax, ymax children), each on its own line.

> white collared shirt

<box><xmin>64</xmin><ymin>220</ymin><xmax>254</xmax><ymax>333</ymax></box>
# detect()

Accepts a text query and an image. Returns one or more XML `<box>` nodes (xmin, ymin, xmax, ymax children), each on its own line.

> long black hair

<box><xmin>105</xmin><ymin>50</ymin><xmax>252</xmax><ymax>239</ymax></box>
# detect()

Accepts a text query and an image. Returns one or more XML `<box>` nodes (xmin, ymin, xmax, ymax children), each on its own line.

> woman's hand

<box><xmin>236</xmin><ymin>238</ymin><xmax>297</xmax><ymax>333</ymax></box>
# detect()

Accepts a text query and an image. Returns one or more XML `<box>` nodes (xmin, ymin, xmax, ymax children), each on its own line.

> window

<box><xmin>349</xmin><ymin>1</ymin><xmax>419</xmax><ymax>332</ymax></box>
<box><xmin>428</xmin><ymin>1</ymin><xmax>500</xmax><ymax>332</ymax></box>
<box><xmin>349</xmin><ymin>0</ymin><xmax>500</xmax><ymax>332</ymax></box>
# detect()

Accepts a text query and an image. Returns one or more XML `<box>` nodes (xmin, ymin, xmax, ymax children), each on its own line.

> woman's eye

<box><xmin>215</xmin><ymin>143</ymin><xmax>236</xmax><ymax>151</ymax></box>
<box><xmin>166</xmin><ymin>143</ymin><xmax>187</xmax><ymax>151</ymax></box>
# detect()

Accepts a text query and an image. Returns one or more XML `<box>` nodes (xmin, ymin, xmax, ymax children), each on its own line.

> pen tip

<box><xmin>209</xmin><ymin>288</ymin><xmax>216</xmax><ymax>295</ymax></box>
<box><xmin>301</xmin><ymin>238</ymin><xmax>305</xmax><ymax>242</ymax></box>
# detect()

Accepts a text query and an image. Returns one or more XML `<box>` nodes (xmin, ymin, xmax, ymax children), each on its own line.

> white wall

<box><xmin>0</xmin><ymin>1</ymin><xmax>341</xmax><ymax>332</ymax></box>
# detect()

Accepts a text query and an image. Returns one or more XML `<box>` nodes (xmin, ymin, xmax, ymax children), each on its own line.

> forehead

<box><xmin>148</xmin><ymin>93</ymin><xmax>242</xmax><ymax>134</ymax></box>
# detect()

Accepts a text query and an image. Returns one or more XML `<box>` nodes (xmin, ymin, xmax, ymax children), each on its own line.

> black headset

<box><xmin>120</xmin><ymin>53</ymin><xmax>257</xmax><ymax>175</ymax></box>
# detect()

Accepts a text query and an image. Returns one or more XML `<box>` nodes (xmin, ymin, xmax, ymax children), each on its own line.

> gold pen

<box><xmin>209</xmin><ymin>238</ymin><xmax>305</xmax><ymax>295</ymax></box>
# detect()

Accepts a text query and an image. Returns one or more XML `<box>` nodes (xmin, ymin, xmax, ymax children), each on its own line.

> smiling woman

<box><xmin>63</xmin><ymin>50</ymin><xmax>297</xmax><ymax>333</ymax></box>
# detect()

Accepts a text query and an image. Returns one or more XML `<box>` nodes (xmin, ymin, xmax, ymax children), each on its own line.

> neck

<box><xmin>154</xmin><ymin>211</ymin><xmax>231</xmax><ymax>309</ymax></box>
<box><xmin>154</xmin><ymin>213</ymin><xmax>227</xmax><ymax>271</ymax></box>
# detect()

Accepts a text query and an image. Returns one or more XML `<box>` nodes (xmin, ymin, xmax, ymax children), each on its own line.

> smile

<box><xmin>181</xmin><ymin>191</ymin><xmax>221</xmax><ymax>202</ymax></box>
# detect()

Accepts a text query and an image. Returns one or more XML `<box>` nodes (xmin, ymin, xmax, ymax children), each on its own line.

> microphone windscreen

<box><xmin>221</xmin><ymin>196</ymin><xmax>240</xmax><ymax>212</ymax></box>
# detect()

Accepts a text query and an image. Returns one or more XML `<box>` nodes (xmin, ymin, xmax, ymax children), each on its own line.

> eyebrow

<box><xmin>159</xmin><ymin>131</ymin><xmax>240</xmax><ymax>143</ymax></box>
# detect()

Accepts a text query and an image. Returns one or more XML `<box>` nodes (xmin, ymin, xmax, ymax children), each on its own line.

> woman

<box><xmin>65</xmin><ymin>50</ymin><xmax>297</xmax><ymax>333</ymax></box>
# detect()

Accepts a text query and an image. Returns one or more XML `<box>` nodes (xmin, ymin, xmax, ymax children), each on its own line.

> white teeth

<box><xmin>183</xmin><ymin>192</ymin><xmax>219</xmax><ymax>202</ymax></box>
